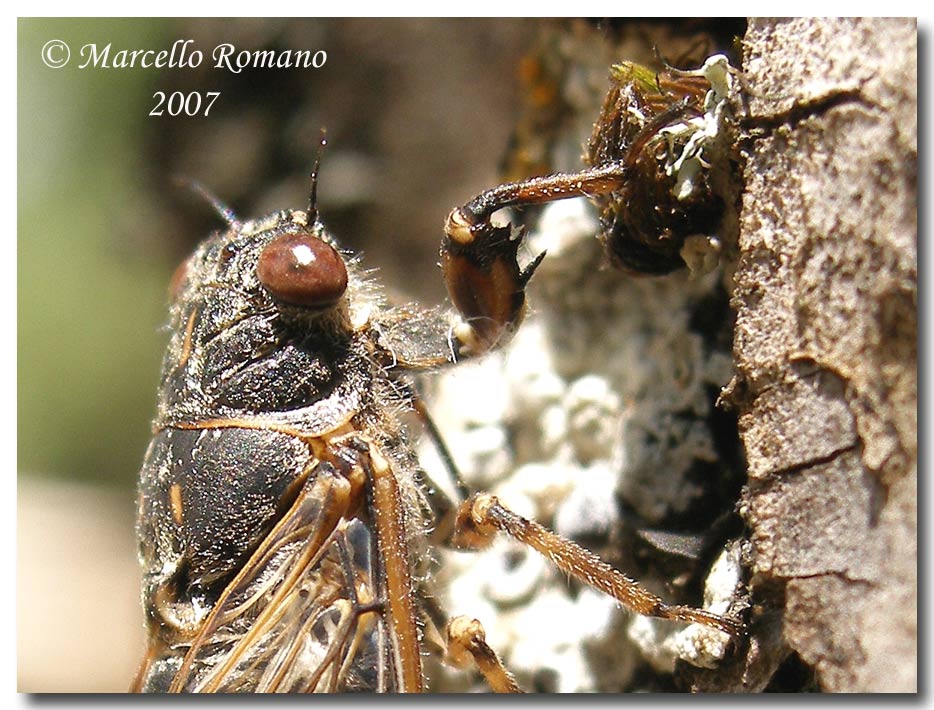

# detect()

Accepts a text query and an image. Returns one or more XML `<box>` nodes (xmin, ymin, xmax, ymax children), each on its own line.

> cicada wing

<box><xmin>163</xmin><ymin>462</ymin><xmax>400</xmax><ymax>693</ymax></box>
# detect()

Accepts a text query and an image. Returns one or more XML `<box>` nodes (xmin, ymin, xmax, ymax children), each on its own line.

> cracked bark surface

<box><xmin>725</xmin><ymin>18</ymin><xmax>917</xmax><ymax>692</ymax></box>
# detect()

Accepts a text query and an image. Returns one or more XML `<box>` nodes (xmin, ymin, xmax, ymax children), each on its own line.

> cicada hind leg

<box><xmin>452</xmin><ymin>494</ymin><xmax>746</xmax><ymax>639</ymax></box>
<box><xmin>408</xmin><ymin>392</ymin><xmax>744</xmax><ymax>694</ymax></box>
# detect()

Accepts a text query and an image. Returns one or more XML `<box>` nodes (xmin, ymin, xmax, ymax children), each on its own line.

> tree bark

<box><xmin>730</xmin><ymin>18</ymin><xmax>917</xmax><ymax>692</ymax></box>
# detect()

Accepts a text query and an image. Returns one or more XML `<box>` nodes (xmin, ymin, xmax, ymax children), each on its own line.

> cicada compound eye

<box><xmin>257</xmin><ymin>230</ymin><xmax>348</xmax><ymax>308</ymax></box>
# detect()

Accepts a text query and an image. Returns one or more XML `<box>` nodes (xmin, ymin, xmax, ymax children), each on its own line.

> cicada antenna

<box><xmin>173</xmin><ymin>176</ymin><xmax>240</xmax><ymax>228</ymax></box>
<box><xmin>308</xmin><ymin>128</ymin><xmax>328</xmax><ymax>223</ymax></box>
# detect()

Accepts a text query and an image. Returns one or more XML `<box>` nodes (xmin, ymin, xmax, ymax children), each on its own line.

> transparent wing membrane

<box><xmin>164</xmin><ymin>463</ymin><xmax>400</xmax><ymax>693</ymax></box>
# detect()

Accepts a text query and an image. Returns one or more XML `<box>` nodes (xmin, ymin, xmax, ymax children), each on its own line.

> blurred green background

<box><xmin>19</xmin><ymin>18</ymin><xmax>189</xmax><ymax>693</ymax></box>
<box><xmin>19</xmin><ymin>18</ymin><xmax>171</xmax><ymax>492</ymax></box>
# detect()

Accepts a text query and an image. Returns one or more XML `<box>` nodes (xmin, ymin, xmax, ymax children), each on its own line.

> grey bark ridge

<box><xmin>731</xmin><ymin>18</ymin><xmax>917</xmax><ymax>693</ymax></box>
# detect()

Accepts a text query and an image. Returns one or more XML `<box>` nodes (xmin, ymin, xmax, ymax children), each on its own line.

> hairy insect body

<box><xmin>135</xmin><ymin>209</ymin><xmax>445</xmax><ymax>692</ymax></box>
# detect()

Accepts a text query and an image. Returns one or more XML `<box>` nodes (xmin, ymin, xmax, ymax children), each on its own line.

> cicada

<box><xmin>130</xmin><ymin>153</ymin><xmax>462</xmax><ymax>691</ymax></box>
<box><xmin>132</xmin><ymin>135</ymin><xmax>743</xmax><ymax>693</ymax></box>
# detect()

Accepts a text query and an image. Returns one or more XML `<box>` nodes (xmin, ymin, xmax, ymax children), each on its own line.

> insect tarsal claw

<box><xmin>519</xmin><ymin>250</ymin><xmax>547</xmax><ymax>287</ymax></box>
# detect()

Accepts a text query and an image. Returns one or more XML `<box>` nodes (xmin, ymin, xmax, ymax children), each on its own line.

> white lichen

<box><xmin>633</xmin><ymin>541</ymin><xmax>744</xmax><ymax>672</ymax></box>
<box><xmin>423</xmin><ymin>194</ymin><xmax>738</xmax><ymax>691</ymax></box>
<box><xmin>658</xmin><ymin>54</ymin><xmax>736</xmax><ymax>205</ymax></box>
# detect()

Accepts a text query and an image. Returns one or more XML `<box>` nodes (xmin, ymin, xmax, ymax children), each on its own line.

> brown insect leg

<box><xmin>441</xmin><ymin>218</ymin><xmax>536</xmax><ymax>356</ymax></box>
<box><xmin>444</xmin><ymin>616</ymin><xmax>523</xmax><ymax>693</ymax></box>
<box><xmin>453</xmin><ymin>493</ymin><xmax>744</xmax><ymax>638</ymax></box>
<box><xmin>451</xmin><ymin>161</ymin><xmax>633</xmax><ymax>229</ymax></box>
<box><xmin>442</xmin><ymin>162</ymin><xmax>630</xmax><ymax>355</ymax></box>
<box><xmin>129</xmin><ymin>640</ymin><xmax>164</xmax><ymax>692</ymax></box>
<box><xmin>409</xmin><ymin>388</ymin><xmax>469</xmax><ymax>504</ymax></box>
<box><xmin>367</xmin><ymin>443</ymin><xmax>425</xmax><ymax>693</ymax></box>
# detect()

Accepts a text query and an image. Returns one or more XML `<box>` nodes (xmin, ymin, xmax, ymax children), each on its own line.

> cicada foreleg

<box><xmin>441</xmin><ymin>164</ymin><xmax>627</xmax><ymax>356</ymax></box>
<box><xmin>452</xmin><ymin>493</ymin><xmax>746</xmax><ymax>639</ymax></box>
<box><xmin>441</xmin><ymin>96</ymin><xmax>707</xmax><ymax>356</ymax></box>
<box><xmin>359</xmin><ymin>438</ymin><xmax>426</xmax><ymax>693</ymax></box>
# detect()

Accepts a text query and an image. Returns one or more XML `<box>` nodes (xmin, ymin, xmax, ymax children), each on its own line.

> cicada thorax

<box><xmin>155</xmin><ymin>213</ymin><xmax>359</xmax><ymax>424</ymax></box>
<box><xmin>587</xmin><ymin>63</ymin><xmax>725</xmax><ymax>274</ymax></box>
<box><xmin>135</xmin><ymin>210</ymin><xmax>427</xmax><ymax>692</ymax></box>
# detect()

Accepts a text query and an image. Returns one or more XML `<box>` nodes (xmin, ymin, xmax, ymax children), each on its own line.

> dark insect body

<box><xmin>133</xmin><ymin>190</ymin><xmax>458</xmax><ymax>691</ymax></box>
<box><xmin>587</xmin><ymin>60</ymin><xmax>725</xmax><ymax>273</ymax></box>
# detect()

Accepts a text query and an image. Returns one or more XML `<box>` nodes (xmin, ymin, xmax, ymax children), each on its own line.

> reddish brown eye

<box><xmin>256</xmin><ymin>231</ymin><xmax>348</xmax><ymax>308</ymax></box>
